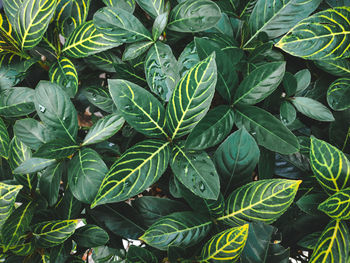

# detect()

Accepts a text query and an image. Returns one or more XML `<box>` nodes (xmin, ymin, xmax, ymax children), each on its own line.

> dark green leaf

<box><xmin>152</xmin><ymin>13</ymin><xmax>168</xmax><ymax>41</ymax></box>
<box><xmin>34</xmin><ymin>139</ymin><xmax>79</xmax><ymax>159</ymax></box>
<box><xmin>0</xmin><ymin>87</ymin><xmax>35</xmax><ymax>117</ymax></box>
<box><xmin>294</xmin><ymin>69</ymin><xmax>311</xmax><ymax>95</ymax></box>
<box><xmin>135</xmin><ymin>0</ymin><xmax>165</xmax><ymax>18</ymax></box>
<box><xmin>0</xmin><ymin>182</ymin><xmax>22</xmax><ymax>230</ymax></box>
<box><xmin>314</xmin><ymin>59</ymin><xmax>350</xmax><ymax>77</ymax></box>
<box><xmin>74</xmin><ymin>225</ymin><xmax>109</xmax><ymax>247</ymax></box>
<box><xmin>177</xmin><ymin>41</ymin><xmax>200</xmax><ymax>78</ymax></box>
<box><xmin>122</xmin><ymin>41</ymin><xmax>153</xmax><ymax>61</ymax></box>
<box><xmin>82</xmin><ymin>86</ymin><xmax>116</xmax><ymax>113</ymax></box>
<box><xmin>39</xmin><ymin>162</ymin><xmax>63</xmax><ymax>206</ymax></box>
<box><xmin>291</xmin><ymin>97</ymin><xmax>334</xmax><ymax>122</ymax></box>
<box><xmin>282</xmin><ymin>72</ymin><xmax>297</xmax><ymax>96</ymax></box>
<box><xmin>318</xmin><ymin>188</ymin><xmax>350</xmax><ymax>220</ymax></box>
<box><xmin>56</xmin><ymin>187</ymin><xmax>83</xmax><ymax>220</ymax></box>
<box><xmin>0</xmin><ymin>117</ymin><xmax>9</xmax><ymax>159</ymax></box>
<box><xmin>3</xmin><ymin>0</ymin><xmax>22</xmax><ymax>26</ymax></box>
<box><xmin>296</xmin><ymin>193</ymin><xmax>327</xmax><ymax>216</ymax></box>
<box><xmin>102</xmin><ymin>0</ymin><xmax>135</xmax><ymax>13</ymax></box>
<box><xmin>297</xmin><ymin>232</ymin><xmax>322</xmax><ymax>250</ymax></box>
<box><xmin>13</xmin><ymin>158</ymin><xmax>56</xmax><ymax>174</ymax></box>
<box><xmin>280</xmin><ymin>101</ymin><xmax>296</xmax><ymax>125</ymax></box>
<box><xmin>327</xmin><ymin>78</ymin><xmax>350</xmax><ymax>111</ymax></box>
<box><xmin>84</xmin><ymin>51</ymin><xmax>120</xmax><ymax>73</ymax></box>
<box><xmin>127</xmin><ymin>246</ymin><xmax>158</xmax><ymax>263</ymax></box>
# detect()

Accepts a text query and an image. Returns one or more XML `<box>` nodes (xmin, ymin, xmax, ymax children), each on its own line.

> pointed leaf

<box><xmin>13</xmin><ymin>118</ymin><xmax>48</xmax><ymax>150</ymax></box>
<box><xmin>55</xmin><ymin>188</ymin><xmax>82</xmax><ymax>220</ymax></box>
<box><xmin>0</xmin><ymin>117</ymin><xmax>9</xmax><ymax>159</ymax></box>
<box><xmin>135</xmin><ymin>0</ymin><xmax>165</xmax><ymax>18</ymax></box>
<box><xmin>152</xmin><ymin>13</ymin><xmax>168</xmax><ymax>41</ymax></box>
<box><xmin>13</xmin><ymin>158</ymin><xmax>56</xmax><ymax>174</ymax></box>
<box><xmin>327</xmin><ymin>78</ymin><xmax>350</xmax><ymax>111</ymax></box>
<box><xmin>166</xmin><ymin>53</ymin><xmax>217</xmax><ymax>140</ymax></box>
<box><xmin>74</xmin><ymin>225</ymin><xmax>109</xmax><ymax>247</ymax></box>
<box><xmin>178</xmin><ymin>41</ymin><xmax>200</xmax><ymax>77</ymax></box>
<box><xmin>109</xmin><ymin>79</ymin><xmax>169</xmax><ymax>139</ymax></box>
<box><xmin>291</xmin><ymin>97</ymin><xmax>334</xmax><ymax>121</ymax></box>
<box><xmin>39</xmin><ymin>162</ymin><xmax>63</xmax><ymax>206</ymax></box>
<box><xmin>123</xmin><ymin>41</ymin><xmax>153</xmax><ymax>61</ymax></box>
<box><xmin>319</xmin><ymin>188</ymin><xmax>350</xmax><ymax>220</ymax></box>
<box><xmin>92</xmin><ymin>140</ymin><xmax>170</xmax><ymax>207</ymax></box>
<box><xmin>0</xmin><ymin>182</ymin><xmax>22</xmax><ymax>230</ymax></box>
<box><xmin>34</xmin><ymin>139</ymin><xmax>79</xmax><ymax>159</ymax></box>
<box><xmin>140</xmin><ymin>211</ymin><xmax>212</xmax><ymax>250</ymax></box>
<box><xmin>102</xmin><ymin>0</ymin><xmax>135</xmax><ymax>12</ymax></box>
<box><xmin>82</xmin><ymin>86</ymin><xmax>116</xmax><ymax>113</ymax></box>
<box><xmin>84</xmin><ymin>51</ymin><xmax>120</xmax><ymax>73</ymax></box>
<box><xmin>9</xmin><ymin>241</ymin><xmax>34</xmax><ymax>256</ymax></box>
<box><xmin>0</xmin><ymin>87</ymin><xmax>35</xmax><ymax>117</ymax></box>
<box><xmin>295</xmin><ymin>69</ymin><xmax>311</xmax><ymax>95</ymax></box>
<box><xmin>280</xmin><ymin>101</ymin><xmax>296</xmax><ymax>125</ymax></box>
<box><xmin>218</xmin><ymin>179</ymin><xmax>301</xmax><ymax>225</ymax></box>
<box><xmin>8</xmin><ymin>136</ymin><xmax>31</xmax><ymax>171</ymax></box>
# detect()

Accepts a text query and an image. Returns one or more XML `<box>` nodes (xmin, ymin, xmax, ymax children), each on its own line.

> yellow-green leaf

<box><xmin>318</xmin><ymin>188</ymin><xmax>350</xmax><ymax>220</ymax></box>
<box><xmin>0</xmin><ymin>182</ymin><xmax>22</xmax><ymax>230</ymax></box>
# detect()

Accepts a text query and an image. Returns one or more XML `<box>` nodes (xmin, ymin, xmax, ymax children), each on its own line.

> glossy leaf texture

<box><xmin>185</xmin><ymin>106</ymin><xmax>234</xmax><ymax>151</ymax></box>
<box><xmin>310</xmin><ymin>220</ymin><xmax>349</xmax><ymax>263</ymax></box>
<box><xmin>33</xmin><ymin>220</ymin><xmax>78</xmax><ymax>248</ymax></box>
<box><xmin>171</xmin><ymin>142</ymin><xmax>220</xmax><ymax>200</ymax></box>
<box><xmin>93</xmin><ymin>7</ymin><xmax>152</xmax><ymax>43</ymax></box>
<box><xmin>123</xmin><ymin>41</ymin><xmax>153</xmax><ymax>61</ymax></box>
<box><xmin>13</xmin><ymin>158</ymin><xmax>56</xmax><ymax>174</ymax></box>
<box><xmin>144</xmin><ymin>42</ymin><xmax>179</xmax><ymax>102</ymax></box>
<box><xmin>109</xmin><ymin>79</ymin><xmax>169</xmax><ymax>139</ymax></box>
<box><xmin>82</xmin><ymin>86</ymin><xmax>116</xmax><ymax>113</ymax></box>
<box><xmin>235</xmin><ymin>104</ymin><xmax>300</xmax><ymax>154</ymax></box>
<box><xmin>62</xmin><ymin>21</ymin><xmax>120</xmax><ymax>58</ymax></box>
<box><xmin>276</xmin><ymin>7</ymin><xmax>350</xmax><ymax>60</ymax></box>
<box><xmin>34</xmin><ymin>139</ymin><xmax>79</xmax><ymax>159</ymax></box>
<box><xmin>39</xmin><ymin>162</ymin><xmax>63</xmax><ymax>206</ymax></box>
<box><xmin>102</xmin><ymin>0</ymin><xmax>135</xmax><ymax>12</ymax></box>
<box><xmin>3</xmin><ymin>0</ymin><xmax>22</xmax><ymax>26</ymax></box>
<box><xmin>318</xmin><ymin>188</ymin><xmax>350</xmax><ymax>220</ymax></box>
<box><xmin>92</xmin><ymin>140</ymin><xmax>170</xmax><ymax>207</ymax></box>
<box><xmin>34</xmin><ymin>81</ymin><xmax>78</xmax><ymax>143</ymax></box>
<box><xmin>245</xmin><ymin>0</ymin><xmax>321</xmax><ymax>47</ymax></box>
<box><xmin>233</xmin><ymin>62</ymin><xmax>286</xmax><ymax>105</ymax></box>
<box><xmin>168</xmin><ymin>0</ymin><xmax>221</xmax><ymax>33</ymax></box>
<box><xmin>68</xmin><ymin>148</ymin><xmax>108</xmax><ymax>204</ymax></box>
<box><xmin>166</xmin><ymin>53</ymin><xmax>217</xmax><ymax>140</ymax></box>
<box><xmin>314</xmin><ymin>59</ymin><xmax>350</xmax><ymax>77</ymax></box>
<box><xmin>135</xmin><ymin>0</ymin><xmax>165</xmax><ymax>18</ymax></box>
<box><xmin>0</xmin><ymin>12</ymin><xmax>19</xmax><ymax>53</ymax></box>
<box><xmin>327</xmin><ymin>78</ymin><xmax>350</xmax><ymax>111</ymax></box>
<box><xmin>140</xmin><ymin>211</ymin><xmax>212</xmax><ymax>250</ymax></box>
<box><xmin>218</xmin><ymin>179</ymin><xmax>301</xmax><ymax>225</ymax></box>
<box><xmin>0</xmin><ymin>182</ymin><xmax>22</xmax><ymax>230</ymax></box>
<box><xmin>0</xmin><ymin>87</ymin><xmax>35</xmax><ymax>117</ymax></box>
<box><xmin>310</xmin><ymin>137</ymin><xmax>350</xmax><ymax>195</ymax></box>
<box><xmin>73</xmin><ymin>225</ymin><xmax>109</xmax><ymax>247</ymax></box>
<box><xmin>84</xmin><ymin>51</ymin><xmax>120</xmax><ymax>73</ymax></box>
<box><xmin>200</xmin><ymin>224</ymin><xmax>249</xmax><ymax>263</ymax></box>
<box><xmin>291</xmin><ymin>97</ymin><xmax>334</xmax><ymax>122</ymax></box>
<box><xmin>127</xmin><ymin>245</ymin><xmax>158</xmax><ymax>263</ymax></box>
<box><xmin>14</xmin><ymin>0</ymin><xmax>57</xmax><ymax>50</ymax></box>
<box><xmin>214</xmin><ymin>128</ymin><xmax>260</xmax><ymax>196</ymax></box>
<box><xmin>49</xmin><ymin>57</ymin><xmax>78</xmax><ymax>98</ymax></box>
<box><xmin>0</xmin><ymin>117</ymin><xmax>9</xmax><ymax>159</ymax></box>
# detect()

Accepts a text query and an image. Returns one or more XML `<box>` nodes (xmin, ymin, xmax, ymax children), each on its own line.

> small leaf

<box><xmin>294</xmin><ymin>69</ymin><xmax>311</xmax><ymax>95</ymax></box>
<box><xmin>13</xmin><ymin>158</ymin><xmax>56</xmax><ymax>174</ymax></box>
<box><xmin>0</xmin><ymin>117</ymin><xmax>10</xmax><ymax>159</ymax></box>
<box><xmin>177</xmin><ymin>41</ymin><xmax>200</xmax><ymax>77</ymax></box>
<box><xmin>152</xmin><ymin>13</ymin><xmax>168</xmax><ymax>41</ymax></box>
<box><xmin>200</xmin><ymin>225</ymin><xmax>249</xmax><ymax>263</ymax></box>
<box><xmin>8</xmin><ymin>136</ymin><xmax>31</xmax><ymax>171</ymax></box>
<box><xmin>297</xmin><ymin>232</ymin><xmax>322</xmax><ymax>250</ymax></box>
<box><xmin>82</xmin><ymin>86</ymin><xmax>116</xmax><ymax>113</ymax></box>
<box><xmin>39</xmin><ymin>162</ymin><xmax>63</xmax><ymax>207</ymax></box>
<box><xmin>140</xmin><ymin>211</ymin><xmax>212</xmax><ymax>251</ymax></box>
<box><xmin>0</xmin><ymin>87</ymin><xmax>35</xmax><ymax>117</ymax></box>
<box><xmin>283</xmin><ymin>72</ymin><xmax>297</xmax><ymax>96</ymax></box>
<box><xmin>122</xmin><ymin>41</ymin><xmax>153</xmax><ymax>61</ymax></box>
<box><xmin>296</xmin><ymin>193</ymin><xmax>327</xmax><ymax>216</ymax></box>
<box><xmin>74</xmin><ymin>225</ymin><xmax>109</xmax><ymax>247</ymax></box>
<box><xmin>291</xmin><ymin>97</ymin><xmax>334</xmax><ymax>122</ymax></box>
<box><xmin>327</xmin><ymin>78</ymin><xmax>350</xmax><ymax>111</ymax></box>
<box><xmin>280</xmin><ymin>101</ymin><xmax>296</xmax><ymax>125</ymax></box>
<box><xmin>0</xmin><ymin>182</ymin><xmax>22</xmax><ymax>230</ymax></box>
<box><xmin>319</xmin><ymin>188</ymin><xmax>350</xmax><ymax>219</ymax></box>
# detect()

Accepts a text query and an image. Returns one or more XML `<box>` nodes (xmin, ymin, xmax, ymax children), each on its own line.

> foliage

<box><xmin>0</xmin><ymin>0</ymin><xmax>349</xmax><ymax>262</ymax></box>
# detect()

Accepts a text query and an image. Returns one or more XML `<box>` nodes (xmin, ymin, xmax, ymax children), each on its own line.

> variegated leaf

<box><xmin>318</xmin><ymin>188</ymin><xmax>350</xmax><ymax>220</ymax></box>
<box><xmin>0</xmin><ymin>117</ymin><xmax>10</xmax><ymax>159</ymax></box>
<box><xmin>0</xmin><ymin>182</ymin><xmax>22</xmax><ymax>230</ymax></box>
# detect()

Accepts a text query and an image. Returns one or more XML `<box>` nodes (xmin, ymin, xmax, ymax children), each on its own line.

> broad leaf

<box><xmin>34</xmin><ymin>139</ymin><xmax>79</xmax><ymax>159</ymax></box>
<box><xmin>83</xmin><ymin>114</ymin><xmax>125</xmax><ymax>146</ymax></box>
<box><xmin>280</xmin><ymin>101</ymin><xmax>296</xmax><ymax>125</ymax></box>
<box><xmin>9</xmin><ymin>241</ymin><xmax>34</xmax><ymax>256</ymax></box>
<box><xmin>0</xmin><ymin>182</ymin><xmax>22</xmax><ymax>230</ymax></box>
<box><xmin>296</xmin><ymin>193</ymin><xmax>327</xmax><ymax>216</ymax></box>
<box><xmin>214</xmin><ymin>128</ymin><xmax>260</xmax><ymax>196</ymax></box>
<box><xmin>171</xmin><ymin>142</ymin><xmax>220</xmax><ymax>200</ymax></box>
<box><xmin>62</xmin><ymin>21</ymin><xmax>120</xmax><ymax>58</ymax></box>
<box><xmin>123</xmin><ymin>41</ymin><xmax>153</xmax><ymax>61</ymax></box>
<box><xmin>218</xmin><ymin>179</ymin><xmax>301</xmax><ymax>225</ymax></box>
<box><xmin>144</xmin><ymin>42</ymin><xmax>179</xmax><ymax>101</ymax></box>
<box><xmin>92</xmin><ymin>140</ymin><xmax>170</xmax><ymax>207</ymax></box>
<box><xmin>102</xmin><ymin>0</ymin><xmax>135</xmax><ymax>13</ymax></box>
<box><xmin>68</xmin><ymin>148</ymin><xmax>108</xmax><ymax>204</ymax></box>
<box><xmin>310</xmin><ymin>137</ymin><xmax>350</xmax><ymax>195</ymax></box>
<box><xmin>185</xmin><ymin>106</ymin><xmax>234</xmax><ymax>150</ymax></box>
<box><xmin>135</xmin><ymin>0</ymin><xmax>165</xmax><ymax>18</ymax></box>
<box><xmin>178</xmin><ymin>41</ymin><xmax>200</xmax><ymax>77</ymax></box>
<box><xmin>291</xmin><ymin>97</ymin><xmax>334</xmax><ymax>122</ymax></box>
<box><xmin>0</xmin><ymin>12</ymin><xmax>19</xmax><ymax>53</ymax></box>
<box><xmin>74</xmin><ymin>225</ymin><xmax>109</xmax><ymax>247</ymax></box>
<box><xmin>152</xmin><ymin>13</ymin><xmax>168</xmax><ymax>41</ymax></box>
<box><xmin>13</xmin><ymin>158</ymin><xmax>56</xmax><ymax>174</ymax></box>
<box><xmin>3</xmin><ymin>0</ymin><xmax>22</xmax><ymax>26</ymax></box>
<box><xmin>295</xmin><ymin>69</ymin><xmax>311</xmax><ymax>95</ymax></box>
<box><xmin>109</xmin><ymin>79</ymin><xmax>169</xmax><ymax>139</ymax></box>
<box><xmin>49</xmin><ymin>57</ymin><xmax>78</xmax><ymax>98</ymax></box>
<box><xmin>0</xmin><ymin>117</ymin><xmax>9</xmax><ymax>159</ymax></box>
<box><xmin>82</xmin><ymin>86</ymin><xmax>116</xmax><ymax>113</ymax></box>
<box><xmin>84</xmin><ymin>51</ymin><xmax>120</xmax><ymax>73</ymax></box>
<box><xmin>235</xmin><ymin>104</ymin><xmax>300</xmax><ymax>154</ymax></box>
<box><xmin>166</xmin><ymin>53</ymin><xmax>217</xmax><ymax>140</ymax></box>
<box><xmin>93</xmin><ymin>7</ymin><xmax>152</xmax><ymax>43</ymax></box>
<box><xmin>127</xmin><ymin>245</ymin><xmax>158</xmax><ymax>263</ymax></box>
<box><xmin>0</xmin><ymin>87</ymin><xmax>35</xmax><ymax>117</ymax></box>
<box><xmin>297</xmin><ymin>232</ymin><xmax>322</xmax><ymax>250</ymax></box>
<box><xmin>33</xmin><ymin>220</ymin><xmax>78</xmax><ymax>248</ymax></box>
<box><xmin>276</xmin><ymin>7</ymin><xmax>350</xmax><ymax>60</ymax></box>
<box><xmin>15</xmin><ymin>0</ymin><xmax>57</xmax><ymax>50</ymax></box>
<box><xmin>39</xmin><ymin>162</ymin><xmax>63</xmax><ymax>206</ymax></box>
<box><xmin>55</xmin><ymin>187</ymin><xmax>82</xmax><ymax>220</ymax></box>
<box><xmin>200</xmin><ymin>225</ymin><xmax>249</xmax><ymax>262</ymax></box>
<box><xmin>168</xmin><ymin>0</ymin><xmax>221</xmax><ymax>33</ymax></box>
<box><xmin>140</xmin><ymin>211</ymin><xmax>212</xmax><ymax>250</ymax></box>
<box><xmin>314</xmin><ymin>59</ymin><xmax>350</xmax><ymax>77</ymax></box>
<box><xmin>310</xmin><ymin>220</ymin><xmax>349</xmax><ymax>263</ymax></box>
<box><xmin>319</xmin><ymin>188</ymin><xmax>350</xmax><ymax>220</ymax></box>
<box><xmin>34</xmin><ymin>81</ymin><xmax>78</xmax><ymax>143</ymax></box>
<box><xmin>233</xmin><ymin>62</ymin><xmax>286</xmax><ymax>105</ymax></box>
<box><xmin>327</xmin><ymin>78</ymin><xmax>350</xmax><ymax>111</ymax></box>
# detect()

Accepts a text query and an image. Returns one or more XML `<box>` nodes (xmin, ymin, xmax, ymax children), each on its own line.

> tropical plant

<box><xmin>0</xmin><ymin>0</ymin><xmax>349</xmax><ymax>262</ymax></box>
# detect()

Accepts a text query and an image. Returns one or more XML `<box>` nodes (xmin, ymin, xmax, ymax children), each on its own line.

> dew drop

<box><xmin>184</xmin><ymin>166</ymin><xmax>188</xmax><ymax>174</ymax></box>
<box><xmin>39</xmin><ymin>104</ymin><xmax>46</xmax><ymax>113</ymax></box>
<box><xmin>157</xmin><ymin>86</ymin><xmax>164</xmax><ymax>95</ymax></box>
<box><xmin>109</xmin><ymin>143</ymin><xmax>115</xmax><ymax>147</ymax></box>
<box><xmin>190</xmin><ymin>26</ymin><xmax>195</xmax><ymax>31</ymax></box>
<box><xmin>199</xmin><ymin>182</ymin><xmax>205</xmax><ymax>192</ymax></box>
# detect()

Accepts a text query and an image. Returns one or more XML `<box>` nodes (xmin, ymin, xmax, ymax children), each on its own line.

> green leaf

<box><xmin>55</xmin><ymin>187</ymin><xmax>82</xmax><ymax>220</ymax></box>
<box><xmin>135</xmin><ymin>0</ymin><xmax>165</xmax><ymax>18</ymax></box>
<box><xmin>13</xmin><ymin>118</ymin><xmax>49</xmax><ymax>151</ymax></box>
<box><xmin>102</xmin><ymin>0</ymin><xmax>135</xmax><ymax>13</ymax></box>
<box><xmin>13</xmin><ymin>158</ymin><xmax>56</xmax><ymax>174</ymax></box>
<box><xmin>218</xmin><ymin>179</ymin><xmax>301</xmax><ymax>225</ymax></box>
<box><xmin>291</xmin><ymin>97</ymin><xmax>334</xmax><ymax>122</ymax></box>
<box><xmin>82</xmin><ymin>86</ymin><xmax>116</xmax><ymax>113</ymax></box>
<box><xmin>33</xmin><ymin>220</ymin><xmax>78</xmax><ymax>248</ymax></box>
<box><xmin>93</xmin><ymin>7</ymin><xmax>152</xmax><ymax>43</ymax></box>
<box><xmin>171</xmin><ymin>142</ymin><xmax>220</xmax><ymax>200</ymax></box>
<box><xmin>234</xmin><ymin>62</ymin><xmax>285</xmax><ymax>105</ymax></box>
<box><xmin>283</xmin><ymin>72</ymin><xmax>297</xmax><ymax>96</ymax></box>
<box><xmin>73</xmin><ymin>225</ymin><xmax>109</xmax><ymax>247</ymax></box>
<box><xmin>0</xmin><ymin>87</ymin><xmax>35</xmax><ymax>117</ymax></box>
<box><xmin>122</xmin><ymin>41</ymin><xmax>153</xmax><ymax>61</ymax></box>
<box><xmin>319</xmin><ymin>188</ymin><xmax>350</xmax><ymax>219</ymax></box>
<box><xmin>0</xmin><ymin>12</ymin><xmax>20</xmax><ymax>54</ymax></box>
<box><xmin>8</xmin><ymin>135</ymin><xmax>31</xmax><ymax>171</ymax></box>
<box><xmin>168</xmin><ymin>0</ymin><xmax>221</xmax><ymax>33</ymax></box>
<box><xmin>280</xmin><ymin>101</ymin><xmax>296</xmax><ymax>125</ymax></box>
<box><xmin>49</xmin><ymin>57</ymin><xmax>79</xmax><ymax>98</ymax></box>
<box><xmin>178</xmin><ymin>41</ymin><xmax>200</xmax><ymax>78</ymax></box>
<box><xmin>235</xmin><ymin>104</ymin><xmax>300</xmax><ymax>154</ymax></box>
<box><xmin>0</xmin><ymin>182</ymin><xmax>22</xmax><ymax>230</ymax></box>
<box><xmin>92</xmin><ymin>139</ymin><xmax>170</xmax><ymax>207</ymax></box>
<box><xmin>200</xmin><ymin>224</ymin><xmax>249</xmax><ymax>263</ymax></box>
<box><xmin>166</xmin><ymin>53</ymin><xmax>217</xmax><ymax>140</ymax></box>
<box><xmin>34</xmin><ymin>139</ymin><xmax>79</xmax><ymax>159</ymax></box>
<box><xmin>109</xmin><ymin>79</ymin><xmax>169</xmax><ymax>139</ymax></box>
<box><xmin>185</xmin><ymin>106</ymin><xmax>235</xmax><ymax>150</ymax></box>
<box><xmin>214</xmin><ymin>128</ymin><xmax>260</xmax><ymax>196</ymax></box>
<box><xmin>296</xmin><ymin>193</ymin><xmax>327</xmax><ymax>216</ymax></box>
<box><xmin>1</xmin><ymin>202</ymin><xmax>34</xmax><ymax>251</ymax></box>
<box><xmin>15</xmin><ymin>0</ymin><xmax>57</xmax><ymax>50</ymax></box>
<box><xmin>9</xmin><ymin>241</ymin><xmax>34</xmax><ymax>256</ymax></box>
<box><xmin>83</xmin><ymin>114</ymin><xmax>124</xmax><ymax>146</ymax></box>
<box><xmin>152</xmin><ymin>13</ymin><xmax>168</xmax><ymax>41</ymax></box>
<box><xmin>84</xmin><ymin>51</ymin><xmax>120</xmax><ymax>73</ymax></box>
<box><xmin>62</xmin><ymin>21</ymin><xmax>120</xmax><ymax>58</ymax></box>
<box><xmin>294</xmin><ymin>69</ymin><xmax>311</xmax><ymax>95</ymax></box>
<box><xmin>34</xmin><ymin>81</ymin><xmax>78</xmax><ymax>143</ymax></box>
<box><xmin>276</xmin><ymin>7</ymin><xmax>350</xmax><ymax>60</ymax></box>
<box><xmin>245</xmin><ymin>0</ymin><xmax>321</xmax><ymax>47</ymax></box>
<box><xmin>297</xmin><ymin>232</ymin><xmax>322</xmax><ymax>250</ymax></box>
<box><xmin>39</xmin><ymin>162</ymin><xmax>63</xmax><ymax>206</ymax></box>
<box><xmin>0</xmin><ymin>117</ymin><xmax>9</xmax><ymax>159</ymax></box>
<box><xmin>314</xmin><ymin>59</ymin><xmax>350</xmax><ymax>77</ymax></box>
<box><xmin>3</xmin><ymin>0</ymin><xmax>22</xmax><ymax>26</ymax></box>
<box><xmin>68</xmin><ymin>148</ymin><xmax>108</xmax><ymax>204</ymax></box>
<box><xmin>144</xmin><ymin>42</ymin><xmax>179</xmax><ymax>101</ymax></box>
<box><xmin>309</xmin><ymin>220</ymin><xmax>349</xmax><ymax>263</ymax></box>
<box><xmin>327</xmin><ymin>78</ymin><xmax>350</xmax><ymax>111</ymax></box>
<box><xmin>127</xmin><ymin>245</ymin><xmax>158</xmax><ymax>263</ymax></box>
<box><xmin>140</xmin><ymin>211</ymin><xmax>212</xmax><ymax>250</ymax></box>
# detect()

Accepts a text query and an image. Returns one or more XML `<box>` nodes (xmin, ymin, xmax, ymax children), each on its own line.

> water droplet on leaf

<box><xmin>39</xmin><ymin>105</ymin><xmax>46</xmax><ymax>113</ymax></box>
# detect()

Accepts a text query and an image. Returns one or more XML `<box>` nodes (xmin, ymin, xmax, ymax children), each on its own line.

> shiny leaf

<box><xmin>74</xmin><ymin>225</ymin><xmax>109</xmax><ymax>247</ymax></box>
<box><xmin>0</xmin><ymin>182</ymin><xmax>22</xmax><ymax>230</ymax></box>
<box><xmin>291</xmin><ymin>97</ymin><xmax>334</xmax><ymax>122</ymax></box>
<box><xmin>319</xmin><ymin>188</ymin><xmax>350</xmax><ymax>220</ymax></box>
<box><xmin>13</xmin><ymin>158</ymin><xmax>56</xmax><ymax>174</ymax></box>
<box><xmin>135</xmin><ymin>0</ymin><xmax>165</xmax><ymax>18</ymax></box>
<box><xmin>0</xmin><ymin>87</ymin><xmax>35</xmax><ymax>117</ymax></box>
<box><xmin>327</xmin><ymin>78</ymin><xmax>350</xmax><ymax>111</ymax></box>
<box><xmin>39</xmin><ymin>162</ymin><xmax>63</xmax><ymax>206</ymax></box>
<box><xmin>0</xmin><ymin>117</ymin><xmax>9</xmax><ymax>159</ymax></box>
